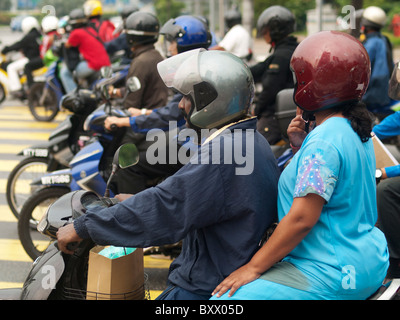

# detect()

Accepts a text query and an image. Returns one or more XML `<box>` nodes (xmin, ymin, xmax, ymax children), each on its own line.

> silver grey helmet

<box><xmin>157</xmin><ymin>49</ymin><xmax>254</xmax><ymax>129</ymax></box>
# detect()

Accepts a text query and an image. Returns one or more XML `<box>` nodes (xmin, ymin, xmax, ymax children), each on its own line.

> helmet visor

<box><xmin>160</xmin><ymin>18</ymin><xmax>185</xmax><ymax>40</ymax></box>
<box><xmin>157</xmin><ymin>48</ymin><xmax>204</xmax><ymax>95</ymax></box>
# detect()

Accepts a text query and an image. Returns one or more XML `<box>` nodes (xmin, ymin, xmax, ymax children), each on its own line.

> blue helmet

<box><xmin>160</xmin><ymin>15</ymin><xmax>212</xmax><ymax>53</ymax></box>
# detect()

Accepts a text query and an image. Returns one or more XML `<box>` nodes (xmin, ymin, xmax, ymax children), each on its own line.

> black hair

<box><xmin>331</xmin><ymin>101</ymin><xmax>374</xmax><ymax>143</ymax></box>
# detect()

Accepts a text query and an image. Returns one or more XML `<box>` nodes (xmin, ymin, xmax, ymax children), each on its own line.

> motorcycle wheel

<box><xmin>0</xmin><ymin>82</ymin><xmax>6</xmax><ymax>104</ymax></box>
<box><xmin>6</xmin><ymin>156</ymin><xmax>49</xmax><ymax>219</ymax></box>
<box><xmin>28</xmin><ymin>82</ymin><xmax>59</xmax><ymax>122</ymax></box>
<box><xmin>18</xmin><ymin>187</ymin><xmax>69</xmax><ymax>260</ymax></box>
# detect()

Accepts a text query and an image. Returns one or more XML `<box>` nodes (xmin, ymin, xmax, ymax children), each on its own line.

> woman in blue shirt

<box><xmin>211</xmin><ymin>31</ymin><xmax>389</xmax><ymax>300</ymax></box>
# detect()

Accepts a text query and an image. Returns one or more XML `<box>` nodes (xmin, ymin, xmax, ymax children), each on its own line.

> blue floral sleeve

<box><xmin>293</xmin><ymin>141</ymin><xmax>339</xmax><ymax>202</ymax></box>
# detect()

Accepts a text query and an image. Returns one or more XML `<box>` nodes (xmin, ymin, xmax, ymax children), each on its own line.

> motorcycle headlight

<box><xmin>37</xmin><ymin>207</ymin><xmax>50</xmax><ymax>234</ymax></box>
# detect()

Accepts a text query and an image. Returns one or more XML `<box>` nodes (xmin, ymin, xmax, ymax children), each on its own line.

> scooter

<box><xmin>27</xmin><ymin>52</ymin><xmax>64</xmax><ymax>122</ymax></box>
<box><xmin>6</xmin><ymin>66</ymin><xmax>130</xmax><ymax>219</ymax></box>
<box><xmin>6</xmin><ymin>87</ymin><xmax>99</xmax><ymax>219</ymax></box>
<box><xmin>27</xmin><ymin>50</ymin><xmax>129</xmax><ymax>122</ymax></box>
<box><xmin>17</xmin><ymin>77</ymin><xmax>140</xmax><ymax>260</ymax></box>
<box><xmin>0</xmin><ymin>49</ymin><xmax>47</xmax><ymax>104</ymax></box>
<box><xmin>0</xmin><ymin>143</ymin><xmax>143</xmax><ymax>300</ymax></box>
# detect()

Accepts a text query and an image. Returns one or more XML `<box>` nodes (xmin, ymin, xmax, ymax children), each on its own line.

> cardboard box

<box><xmin>372</xmin><ymin>135</ymin><xmax>399</xmax><ymax>168</ymax></box>
<box><xmin>86</xmin><ymin>246</ymin><xmax>144</xmax><ymax>300</ymax></box>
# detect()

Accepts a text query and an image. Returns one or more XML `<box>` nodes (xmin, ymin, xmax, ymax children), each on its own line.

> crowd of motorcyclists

<box><xmin>1</xmin><ymin>1</ymin><xmax>400</xmax><ymax>300</ymax></box>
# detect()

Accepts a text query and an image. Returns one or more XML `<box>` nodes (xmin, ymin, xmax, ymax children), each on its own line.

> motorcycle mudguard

<box><xmin>18</xmin><ymin>117</ymin><xmax>72</xmax><ymax>157</ymax></box>
<box><xmin>20</xmin><ymin>242</ymin><xmax>65</xmax><ymax>300</ymax></box>
<box><xmin>18</xmin><ymin>134</ymin><xmax>69</xmax><ymax>158</ymax></box>
<box><xmin>68</xmin><ymin>139</ymin><xmax>103</xmax><ymax>168</ymax></box>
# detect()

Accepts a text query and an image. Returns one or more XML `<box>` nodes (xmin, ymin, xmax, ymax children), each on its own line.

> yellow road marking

<box><xmin>0</xmin><ymin>179</ymin><xmax>34</xmax><ymax>194</ymax></box>
<box><xmin>0</xmin><ymin>281</ymin><xmax>162</xmax><ymax>300</ymax></box>
<box><xmin>0</xmin><ymin>160</ymin><xmax>42</xmax><ymax>171</ymax></box>
<box><xmin>0</xmin><ymin>121</ymin><xmax>59</xmax><ymax>129</ymax></box>
<box><xmin>0</xmin><ymin>282</ymin><xmax>23</xmax><ymax>289</ymax></box>
<box><xmin>0</xmin><ymin>144</ymin><xmax>30</xmax><ymax>153</ymax></box>
<box><xmin>0</xmin><ymin>239</ymin><xmax>173</xmax><ymax>270</ymax></box>
<box><xmin>0</xmin><ymin>205</ymin><xmax>17</xmax><ymax>222</ymax></box>
<box><xmin>0</xmin><ymin>239</ymin><xmax>32</xmax><ymax>262</ymax></box>
<box><xmin>0</xmin><ymin>131</ymin><xmax>49</xmax><ymax>140</ymax></box>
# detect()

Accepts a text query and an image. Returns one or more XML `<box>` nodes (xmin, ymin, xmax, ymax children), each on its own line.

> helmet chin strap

<box><xmin>302</xmin><ymin>111</ymin><xmax>315</xmax><ymax>133</ymax></box>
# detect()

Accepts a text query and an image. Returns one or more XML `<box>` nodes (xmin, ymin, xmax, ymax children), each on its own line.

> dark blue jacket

<box><xmin>74</xmin><ymin>117</ymin><xmax>280</xmax><ymax>295</ymax></box>
<box><xmin>129</xmin><ymin>93</ymin><xmax>185</xmax><ymax>133</ymax></box>
<box><xmin>362</xmin><ymin>32</ymin><xmax>393</xmax><ymax>111</ymax></box>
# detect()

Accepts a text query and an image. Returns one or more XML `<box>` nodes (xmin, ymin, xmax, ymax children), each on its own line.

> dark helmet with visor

<box><xmin>124</xmin><ymin>11</ymin><xmax>159</xmax><ymax>47</ymax></box>
<box><xmin>257</xmin><ymin>6</ymin><xmax>295</xmax><ymax>42</ymax></box>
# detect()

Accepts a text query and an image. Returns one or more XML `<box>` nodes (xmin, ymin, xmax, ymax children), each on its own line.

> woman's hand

<box><xmin>211</xmin><ymin>264</ymin><xmax>261</xmax><ymax>298</ymax></box>
<box><xmin>287</xmin><ymin>108</ymin><xmax>309</xmax><ymax>151</ymax></box>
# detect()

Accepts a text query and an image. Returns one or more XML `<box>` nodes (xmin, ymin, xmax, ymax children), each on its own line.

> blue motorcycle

<box><xmin>27</xmin><ymin>57</ymin><xmax>65</xmax><ymax>122</ymax></box>
<box><xmin>17</xmin><ymin>76</ymin><xmax>140</xmax><ymax>260</ymax></box>
<box><xmin>27</xmin><ymin>50</ymin><xmax>129</xmax><ymax>122</ymax></box>
<box><xmin>6</xmin><ymin>66</ymin><xmax>129</xmax><ymax>219</ymax></box>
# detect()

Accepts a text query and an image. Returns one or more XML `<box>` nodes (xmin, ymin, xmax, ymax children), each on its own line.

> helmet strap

<box><xmin>302</xmin><ymin>111</ymin><xmax>315</xmax><ymax>133</ymax></box>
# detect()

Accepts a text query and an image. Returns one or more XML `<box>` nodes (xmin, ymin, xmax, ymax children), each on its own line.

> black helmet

<box><xmin>121</xmin><ymin>4</ymin><xmax>139</xmax><ymax>20</ymax></box>
<box><xmin>69</xmin><ymin>8</ymin><xmax>87</xmax><ymax>28</ymax></box>
<box><xmin>257</xmin><ymin>6</ymin><xmax>295</xmax><ymax>42</ymax></box>
<box><xmin>225</xmin><ymin>9</ymin><xmax>242</xmax><ymax>28</ymax></box>
<box><xmin>124</xmin><ymin>11</ymin><xmax>159</xmax><ymax>47</ymax></box>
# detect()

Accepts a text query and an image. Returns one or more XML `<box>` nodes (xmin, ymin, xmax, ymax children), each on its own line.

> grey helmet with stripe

<box><xmin>124</xmin><ymin>11</ymin><xmax>159</xmax><ymax>47</ymax></box>
<box><xmin>157</xmin><ymin>49</ymin><xmax>254</xmax><ymax>130</ymax></box>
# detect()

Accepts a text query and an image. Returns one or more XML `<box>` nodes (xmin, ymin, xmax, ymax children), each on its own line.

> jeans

<box><xmin>60</xmin><ymin>60</ymin><xmax>96</xmax><ymax>93</ymax></box>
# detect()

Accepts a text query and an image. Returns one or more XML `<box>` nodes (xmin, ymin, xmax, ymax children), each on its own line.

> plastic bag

<box><xmin>98</xmin><ymin>246</ymin><xmax>136</xmax><ymax>259</ymax></box>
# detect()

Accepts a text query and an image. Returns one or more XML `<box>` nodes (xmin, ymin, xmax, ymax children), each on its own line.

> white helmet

<box><xmin>41</xmin><ymin>15</ymin><xmax>59</xmax><ymax>33</ymax></box>
<box><xmin>362</xmin><ymin>6</ymin><xmax>387</xmax><ymax>29</ymax></box>
<box><xmin>21</xmin><ymin>16</ymin><xmax>40</xmax><ymax>34</ymax></box>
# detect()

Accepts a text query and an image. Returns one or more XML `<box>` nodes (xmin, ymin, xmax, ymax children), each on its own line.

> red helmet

<box><xmin>290</xmin><ymin>31</ymin><xmax>371</xmax><ymax>112</ymax></box>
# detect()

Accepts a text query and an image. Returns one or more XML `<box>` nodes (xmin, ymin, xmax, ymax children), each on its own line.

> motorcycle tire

<box><xmin>28</xmin><ymin>82</ymin><xmax>59</xmax><ymax>122</ymax></box>
<box><xmin>18</xmin><ymin>187</ymin><xmax>70</xmax><ymax>260</ymax></box>
<box><xmin>6</xmin><ymin>156</ymin><xmax>49</xmax><ymax>219</ymax></box>
<box><xmin>0</xmin><ymin>82</ymin><xmax>6</xmax><ymax>104</ymax></box>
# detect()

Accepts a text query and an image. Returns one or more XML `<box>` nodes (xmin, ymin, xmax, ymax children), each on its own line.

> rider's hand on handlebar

<box><xmin>114</xmin><ymin>193</ymin><xmax>134</xmax><ymax>202</ymax></box>
<box><xmin>128</xmin><ymin>107</ymin><xmax>143</xmax><ymax>117</ymax></box>
<box><xmin>56</xmin><ymin>224</ymin><xmax>83</xmax><ymax>255</ymax></box>
<box><xmin>104</xmin><ymin>116</ymin><xmax>130</xmax><ymax>131</ymax></box>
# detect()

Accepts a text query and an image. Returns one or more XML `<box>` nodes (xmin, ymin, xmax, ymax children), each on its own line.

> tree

<box><xmin>154</xmin><ymin>0</ymin><xmax>186</xmax><ymax>25</ymax></box>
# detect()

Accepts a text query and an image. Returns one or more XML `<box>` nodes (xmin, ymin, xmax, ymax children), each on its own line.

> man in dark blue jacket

<box><xmin>360</xmin><ymin>6</ymin><xmax>394</xmax><ymax>117</ymax></box>
<box><xmin>57</xmin><ymin>49</ymin><xmax>280</xmax><ymax>299</ymax></box>
<box><xmin>103</xmin><ymin>15</ymin><xmax>212</xmax><ymax>194</ymax></box>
